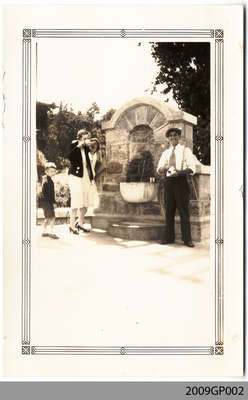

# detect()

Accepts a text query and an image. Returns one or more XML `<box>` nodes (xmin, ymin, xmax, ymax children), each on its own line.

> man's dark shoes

<box><xmin>159</xmin><ymin>240</ymin><xmax>174</xmax><ymax>245</ymax></box>
<box><xmin>184</xmin><ymin>241</ymin><xmax>195</xmax><ymax>248</ymax></box>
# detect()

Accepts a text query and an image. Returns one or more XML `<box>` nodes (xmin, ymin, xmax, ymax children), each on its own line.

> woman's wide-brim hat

<box><xmin>165</xmin><ymin>127</ymin><xmax>182</xmax><ymax>137</ymax></box>
<box><xmin>77</xmin><ymin>129</ymin><xmax>90</xmax><ymax>139</ymax></box>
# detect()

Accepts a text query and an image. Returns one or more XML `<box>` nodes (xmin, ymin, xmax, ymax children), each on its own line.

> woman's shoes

<box><xmin>75</xmin><ymin>222</ymin><xmax>90</xmax><ymax>233</ymax></box>
<box><xmin>69</xmin><ymin>226</ymin><xmax>79</xmax><ymax>235</ymax></box>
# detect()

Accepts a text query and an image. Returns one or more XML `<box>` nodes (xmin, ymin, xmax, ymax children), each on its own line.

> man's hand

<box><xmin>157</xmin><ymin>166</ymin><xmax>167</xmax><ymax>175</ymax></box>
<box><xmin>177</xmin><ymin>168</ymin><xmax>193</xmax><ymax>176</ymax></box>
<box><xmin>166</xmin><ymin>167</ymin><xmax>177</xmax><ymax>177</ymax></box>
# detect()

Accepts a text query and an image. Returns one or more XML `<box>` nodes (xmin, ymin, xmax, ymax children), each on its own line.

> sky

<box><xmin>36</xmin><ymin>39</ymin><xmax>177</xmax><ymax>116</ymax></box>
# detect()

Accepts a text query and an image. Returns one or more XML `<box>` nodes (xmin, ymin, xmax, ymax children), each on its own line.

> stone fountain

<box><xmin>92</xmin><ymin>96</ymin><xmax>210</xmax><ymax>243</ymax></box>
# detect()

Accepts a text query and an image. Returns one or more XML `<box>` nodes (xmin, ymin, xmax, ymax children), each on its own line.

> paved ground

<box><xmin>32</xmin><ymin>225</ymin><xmax>213</xmax><ymax>347</ymax></box>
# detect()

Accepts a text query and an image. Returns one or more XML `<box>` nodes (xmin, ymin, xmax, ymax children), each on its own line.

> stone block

<box><xmin>97</xmin><ymin>193</ymin><xmax>117</xmax><ymax>214</ymax></box>
<box><xmin>110</xmin><ymin>151</ymin><xmax>127</xmax><ymax>162</ymax></box>
<box><xmin>141</xmin><ymin>202</ymin><xmax>161</xmax><ymax>215</ymax></box>
<box><xmin>193</xmin><ymin>174</ymin><xmax>211</xmax><ymax>200</ymax></box>
<box><xmin>103</xmin><ymin>183</ymin><xmax>119</xmax><ymax>192</ymax></box>
<box><xmin>106</xmin><ymin>129</ymin><xmax>129</xmax><ymax>144</ymax></box>
<box><xmin>115</xmin><ymin>198</ymin><xmax>130</xmax><ymax>215</ymax></box>
<box><xmin>188</xmin><ymin>200</ymin><xmax>210</xmax><ymax>217</ymax></box>
<box><xmin>106</xmin><ymin>161</ymin><xmax>123</xmax><ymax>174</ymax></box>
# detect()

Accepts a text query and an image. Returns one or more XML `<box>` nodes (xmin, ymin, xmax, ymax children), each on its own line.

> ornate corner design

<box><xmin>23</xmin><ymin>29</ymin><xmax>31</xmax><ymax>38</ymax></box>
<box><xmin>22</xmin><ymin>346</ymin><xmax>31</xmax><ymax>355</ymax></box>
<box><xmin>215</xmin><ymin>346</ymin><xmax>224</xmax><ymax>355</ymax></box>
<box><xmin>215</xmin><ymin>29</ymin><xmax>224</xmax><ymax>38</ymax></box>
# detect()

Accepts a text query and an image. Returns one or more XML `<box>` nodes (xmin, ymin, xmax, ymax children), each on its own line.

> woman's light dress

<box><xmin>68</xmin><ymin>149</ymin><xmax>99</xmax><ymax>210</ymax></box>
<box><xmin>81</xmin><ymin>150</ymin><xmax>99</xmax><ymax>209</ymax></box>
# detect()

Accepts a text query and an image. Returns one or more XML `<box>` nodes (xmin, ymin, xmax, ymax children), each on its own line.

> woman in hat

<box><xmin>67</xmin><ymin>129</ymin><xmax>91</xmax><ymax>234</ymax></box>
<box><xmin>79</xmin><ymin>137</ymin><xmax>101</xmax><ymax>224</ymax></box>
<box><xmin>67</xmin><ymin>133</ymin><xmax>102</xmax><ymax>234</ymax></box>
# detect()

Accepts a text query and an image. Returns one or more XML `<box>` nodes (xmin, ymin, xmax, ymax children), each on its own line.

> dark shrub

<box><xmin>126</xmin><ymin>151</ymin><xmax>155</xmax><ymax>182</ymax></box>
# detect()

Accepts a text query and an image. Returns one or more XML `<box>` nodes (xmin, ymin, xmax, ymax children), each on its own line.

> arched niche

<box><xmin>128</xmin><ymin>124</ymin><xmax>154</xmax><ymax>161</ymax></box>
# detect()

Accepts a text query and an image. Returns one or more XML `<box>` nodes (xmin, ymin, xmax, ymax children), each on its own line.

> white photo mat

<box><xmin>3</xmin><ymin>5</ymin><xmax>243</xmax><ymax>378</ymax></box>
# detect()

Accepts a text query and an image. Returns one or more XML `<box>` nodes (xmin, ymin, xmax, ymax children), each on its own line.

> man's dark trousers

<box><xmin>163</xmin><ymin>175</ymin><xmax>192</xmax><ymax>243</ymax></box>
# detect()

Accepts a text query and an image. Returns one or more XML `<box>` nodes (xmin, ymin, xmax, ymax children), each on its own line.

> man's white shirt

<box><xmin>157</xmin><ymin>143</ymin><xmax>196</xmax><ymax>175</ymax></box>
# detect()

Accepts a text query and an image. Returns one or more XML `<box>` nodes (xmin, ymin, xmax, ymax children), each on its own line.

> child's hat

<box><xmin>45</xmin><ymin>162</ymin><xmax>57</xmax><ymax>169</ymax></box>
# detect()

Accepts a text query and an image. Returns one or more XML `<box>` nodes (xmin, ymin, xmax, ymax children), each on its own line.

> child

<box><xmin>41</xmin><ymin>162</ymin><xmax>59</xmax><ymax>239</ymax></box>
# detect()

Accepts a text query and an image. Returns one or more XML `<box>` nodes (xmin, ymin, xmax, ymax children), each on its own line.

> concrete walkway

<box><xmin>32</xmin><ymin>225</ymin><xmax>213</xmax><ymax>347</ymax></box>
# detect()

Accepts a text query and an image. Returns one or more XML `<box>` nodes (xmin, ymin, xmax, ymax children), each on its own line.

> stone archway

<box><xmin>104</xmin><ymin>97</ymin><xmax>176</xmax><ymax>134</ymax></box>
<box><xmin>115</xmin><ymin>103</ymin><xmax>167</xmax><ymax>132</ymax></box>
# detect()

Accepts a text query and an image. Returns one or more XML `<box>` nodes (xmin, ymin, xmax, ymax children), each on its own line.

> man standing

<box><xmin>157</xmin><ymin>128</ymin><xmax>196</xmax><ymax>247</ymax></box>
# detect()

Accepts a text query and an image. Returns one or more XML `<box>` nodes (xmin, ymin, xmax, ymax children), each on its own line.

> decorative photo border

<box><xmin>21</xmin><ymin>28</ymin><xmax>224</xmax><ymax>356</ymax></box>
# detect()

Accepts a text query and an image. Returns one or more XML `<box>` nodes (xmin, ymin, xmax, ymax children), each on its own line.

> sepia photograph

<box><xmin>34</xmin><ymin>38</ymin><xmax>212</xmax><ymax>348</ymax></box>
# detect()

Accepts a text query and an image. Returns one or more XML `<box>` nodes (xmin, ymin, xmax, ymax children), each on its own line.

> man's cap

<box><xmin>165</xmin><ymin>127</ymin><xmax>182</xmax><ymax>137</ymax></box>
<box><xmin>45</xmin><ymin>162</ymin><xmax>57</xmax><ymax>170</ymax></box>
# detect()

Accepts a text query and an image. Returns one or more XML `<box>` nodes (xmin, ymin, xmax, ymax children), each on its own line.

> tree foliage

<box><xmin>151</xmin><ymin>42</ymin><xmax>210</xmax><ymax>164</ymax></box>
<box><xmin>36</xmin><ymin>101</ymin><xmax>115</xmax><ymax>179</ymax></box>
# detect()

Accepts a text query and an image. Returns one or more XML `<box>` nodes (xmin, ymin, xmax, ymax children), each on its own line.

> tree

<box><xmin>101</xmin><ymin>108</ymin><xmax>116</xmax><ymax>122</ymax></box>
<box><xmin>151</xmin><ymin>42</ymin><xmax>210</xmax><ymax>164</ymax></box>
<box><xmin>36</xmin><ymin>101</ymin><xmax>115</xmax><ymax>174</ymax></box>
<box><xmin>36</xmin><ymin>102</ymin><xmax>57</xmax><ymax>152</ymax></box>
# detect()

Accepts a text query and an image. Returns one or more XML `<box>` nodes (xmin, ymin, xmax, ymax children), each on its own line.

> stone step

<box><xmin>107</xmin><ymin>220</ymin><xmax>164</xmax><ymax>241</ymax></box>
<box><xmin>92</xmin><ymin>214</ymin><xmax>209</xmax><ymax>243</ymax></box>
